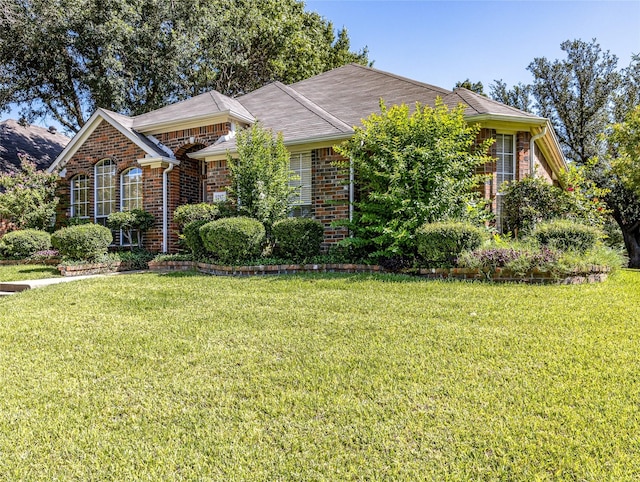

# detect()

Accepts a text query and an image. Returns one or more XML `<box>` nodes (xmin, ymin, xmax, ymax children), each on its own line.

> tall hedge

<box><xmin>272</xmin><ymin>218</ymin><xmax>324</xmax><ymax>261</ymax></box>
<box><xmin>51</xmin><ymin>223</ymin><xmax>113</xmax><ymax>261</ymax></box>
<box><xmin>416</xmin><ymin>221</ymin><xmax>487</xmax><ymax>268</ymax></box>
<box><xmin>200</xmin><ymin>217</ymin><xmax>265</xmax><ymax>264</ymax></box>
<box><xmin>0</xmin><ymin>229</ymin><xmax>51</xmax><ymax>258</ymax></box>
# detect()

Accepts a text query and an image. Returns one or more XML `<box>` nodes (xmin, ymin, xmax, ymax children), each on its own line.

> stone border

<box><xmin>148</xmin><ymin>260</ymin><xmax>610</xmax><ymax>284</ymax></box>
<box><xmin>58</xmin><ymin>261</ymin><xmax>133</xmax><ymax>277</ymax></box>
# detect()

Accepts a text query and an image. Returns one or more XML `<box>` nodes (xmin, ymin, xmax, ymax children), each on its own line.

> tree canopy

<box><xmin>0</xmin><ymin>0</ymin><xmax>369</xmax><ymax>132</ymax></box>
<box><xmin>454</xmin><ymin>79</ymin><xmax>485</xmax><ymax>96</ymax></box>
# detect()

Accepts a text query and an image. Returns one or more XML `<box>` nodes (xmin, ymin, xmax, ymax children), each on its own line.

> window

<box><xmin>70</xmin><ymin>174</ymin><xmax>89</xmax><ymax>218</ymax></box>
<box><xmin>290</xmin><ymin>151</ymin><xmax>312</xmax><ymax>217</ymax></box>
<box><xmin>121</xmin><ymin>167</ymin><xmax>143</xmax><ymax>211</ymax></box>
<box><xmin>95</xmin><ymin>159</ymin><xmax>116</xmax><ymax>224</ymax></box>
<box><xmin>495</xmin><ymin>134</ymin><xmax>515</xmax><ymax>191</ymax></box>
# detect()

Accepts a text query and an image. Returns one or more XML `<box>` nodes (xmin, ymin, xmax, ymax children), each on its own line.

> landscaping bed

<box><xmin>148</xmin><ymin>259</ymin><xmax>610</xmax><ymax>284</ymax></box>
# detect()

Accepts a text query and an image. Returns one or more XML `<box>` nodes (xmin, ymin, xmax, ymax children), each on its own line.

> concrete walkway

<box><xmin>0</xmin><ymin>271</ymin><xmax>148</xmax><ymax>296</ymax></box>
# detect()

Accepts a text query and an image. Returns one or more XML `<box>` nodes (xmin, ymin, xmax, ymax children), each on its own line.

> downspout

<box><xmin>162</xmin><ymin>163</ymin><xmax>176</xmax><ymax>253</ymax></box>
<box><xmin>349</xmin><ymin>156</ymin><xmax>354</xmax><ymax>222</ymax></box>
<box><xmin>529</xmin><ymin>126</ymin><xmax>547</xmax><ymax>177</ymax></box>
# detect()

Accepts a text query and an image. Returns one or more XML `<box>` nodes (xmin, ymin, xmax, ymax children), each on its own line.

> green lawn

<box><xmin>0</xmin><ymin>263</ymin><xmax>60</xmax><ymax>282</ymax></box>
<box><xmin>1</xmin><ymin>270</ymin><xmax>639</xmax><ymax>480</ymax></box>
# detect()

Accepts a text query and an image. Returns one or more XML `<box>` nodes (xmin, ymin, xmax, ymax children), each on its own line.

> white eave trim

<box><xmin>47</xmin><ymin>108</ymin><xmax>165</xmax><ymax>173</ymax></box>
<box><xmin>137</xmin><ymin>156</ymin><xmax>180</xmax><ymax>169</ymax></box>
<box><xmin>187</xmin><ymin>131</ymin><xmax>354</xmax><ymax>161</ymax></box>
<box><xmin>463</xmin><ymin>113</ymin><xmax>547</xmax><ymax>126</ymax></box>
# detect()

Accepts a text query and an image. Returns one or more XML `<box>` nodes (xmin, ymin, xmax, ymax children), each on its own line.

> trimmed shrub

<box><xmin>173</xmin><ymin>203</ymin><xmax>220</xmax><ymax>229</ymax></box>
<box><xmin>416</xmin><ymin>221</ymin><xmax>487</xmax><ymax>268</ymax></box>
<box><xmin>51</xmin><ymin>223</ymin><xmax>113</xmax><ymax>261</ymax></box>
<box><xmin>183</xmin><ymin>220</ymin><xmax>209</xmax><ymax>260</ymax></box>
<box><xmin>532</xmin><ymin>220</ymin><xmax>603</xmax><ymax>253</ymax></box>
<box><xmin>458</xmin><ymin>245</ymin><xmax>559</xmax><ymax>276</ymax></box>
<box><xmin>0</xmin><ymin>229</ymin><xmax>51</xmax><ymax>258</ymax></box>
<box><xmin>200</xmin><ymin>217</ymin><xmax>265</xmax><ymax>264</ymax></box>
<box><xmin>272</xmin><ymin>218</ymin><xmax>324</xmax><ymax>261</ymax></box>
<box><xmin>107</xmin><ymin>209</ymin><xmax>154</xmax><ymax>247</ymax></box>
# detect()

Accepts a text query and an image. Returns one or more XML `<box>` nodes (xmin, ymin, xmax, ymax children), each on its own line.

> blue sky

<box><xmin>2</xmin><ymin>0</ymin><xmax>639</xmax><ymax>128</ymax></box>
<box><xmin>305</xmin><ymin>0</ymin><xmax>640</xmax><ymax>90</ymax></box>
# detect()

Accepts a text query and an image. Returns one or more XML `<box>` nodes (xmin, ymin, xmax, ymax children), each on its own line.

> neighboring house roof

<box><xmin>0</xmin><ymin>119</ymin><xmax>69</xmax><ymax>173</ymax></box>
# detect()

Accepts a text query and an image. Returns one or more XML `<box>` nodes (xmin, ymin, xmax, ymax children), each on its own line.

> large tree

<box><xmin>500</xmin><ymin>39</ymin><xmax>639</xmax><ymax>267</ymax></box>
<box><xmin>0</xmin><ymin>0</ymin><xmax>368</xmax><ymax>132</ymax></box>
<box><xmin>528</xmin><ymin>39</ymin><xmax>620</xmax><ymax>165</ymax></box>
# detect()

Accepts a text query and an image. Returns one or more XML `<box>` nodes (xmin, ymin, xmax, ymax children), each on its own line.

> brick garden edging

<box><xmin>58</xmin><ymin>261</ymin><xmax>133</xmax><ymax>277</ymax></box>
<box><xmin>147</xmin><ymin>260</ymin><xmax>610</xmax><ymax>284</ymax></box>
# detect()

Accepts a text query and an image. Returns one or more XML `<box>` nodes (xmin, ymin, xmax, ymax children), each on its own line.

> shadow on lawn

<box><xmin>16</xmin><ymin>266</ymin><xmax>60</xmax><ymax>276</ymax></box>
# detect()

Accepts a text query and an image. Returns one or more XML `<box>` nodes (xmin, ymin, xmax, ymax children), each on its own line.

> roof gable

<box><xmin>47</xmin><ymin>109</ymin><xmax>171</xmax><ymax>173</ymax></box>
<box><xmin>131</xmin><ymin>91</ymin><xmax>255</xmax><ymax>133</ymax></box>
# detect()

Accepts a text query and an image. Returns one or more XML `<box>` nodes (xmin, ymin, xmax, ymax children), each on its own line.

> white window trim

<box><xmin>495</xmin><ymin>133</ymin><xmax>516</xmax><ymax>194</ymax></box>
<box><xmin>94</xmin><ymin>159</ymin><xmax>117</xmax><ymax>224</ymax></box>
<box><xmin>289</xmin><ymin>151</ymin><xmax>312</xmax><ymax>210</ymax></box>
<box><xmin>120</xmin><ymin>167</ymin><xmax>143</xmax><ymax>212</ymax></box>
<box><xmin>70</xmin><ymin>174</ymin><xmax>89</xmax><ymax>219</ymax></box>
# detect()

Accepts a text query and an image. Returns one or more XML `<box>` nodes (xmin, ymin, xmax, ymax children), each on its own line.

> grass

<box><xmin>0</xmin><ymin>263</ymin><xmax>61</xmax><ymax>282</ymax></box>
<box><xmin>0</xmin><ymin>270</ymin><xmax>639</xmax><ymax>480</ymax></box>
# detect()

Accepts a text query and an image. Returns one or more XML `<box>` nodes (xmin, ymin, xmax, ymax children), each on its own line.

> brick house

<box><xmin>48</xmin><ymin>64</ymin><xmax>567</xmax><ymax>253</ymax></box>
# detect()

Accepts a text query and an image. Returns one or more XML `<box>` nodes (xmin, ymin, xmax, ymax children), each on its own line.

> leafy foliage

<box><xmin>227</xmin><ymin>122</ymin><xmax>296</xmax><ymax>232</ymax></box>
<box><xmin>501</xmin><ymin>166</ymin><xmax>608</xmax><ymax>236</ymax></box>
<box><xmin>200</xmin><ymin>216</ymin><xmax>266</xmax><ymax>265</ymax></box>
<box><xmin>0</xmin><ymin>229</ymin><xmax>51</xmax><ymax>258</ymax></box>
<box><xmin>454</xmin><ymin>79</ymin><xmax>485</xmax><ymax>95</ymax></box>
<box><xmin>182</xmin><ymin>220</ymin><xmax>209</xmax><ymax>261</ymax></box>
<box><xmin>532</xmin><ymin>220</ymin><xmax>604</xmax><ymax>253</ymax></box>
<box><xmin>0</xmin><ymin>0</ymin><xmax>368</xmax><ymax>131</ymax></box>
<box><xmin>415</xmin><ymin>221</ymin><xmax>487</xmax><ymax>268</ymax></box>
<box><xmin>489</xmin><ymin>80</ymin><xmax>534</xmax><ymax>113</ymax></box>
<box><xmin>334</xmin><ymin>99</ymin><xmax>493</xmax><ymax>260</ymax></box>
<box><xmin>608</xmin><ymin>105</ymin><xmax>640</xmax><ymax>196</ymax></box>
<box><xmin>51</xmin><ymin>223</ymin><xmax>113</xmax><ymax>261</ymax></box>
<box><xmin>272</xmin><ymin>218</ymin><xmax>325</xmax><ymax>262</ymax></box>
<box><xmin>457</xmin><ymin>245</ymin><xmax>560</xmax><ymax>276</ymax></box>
<box><xmin>173</xmin><ymin>203</ymin><xmax>220</xmax><ymax>229</ymax></box>
<box><xmin>0</xmin><ymin>155</ymin><xmax>58</xmax><ymax>230</ymax></box>
<box><xmin>106</xmin><ymin>209</ymin><xmax>154</xmax><ymax>248</ymax></box>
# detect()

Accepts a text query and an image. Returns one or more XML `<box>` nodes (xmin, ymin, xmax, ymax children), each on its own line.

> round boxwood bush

<box><xmin>0</xmin><ymin>229</ymin><xmax>51</xmax><ymax>258</ymax></box>
<box><xmin>173</xmin><ymin>203</ymin><xmax>220</xmax><ymax>229</ymax></box>
<box><xmin>183</xmin><ymin>219</ymin><xmax>209</xmax><ymax>260</ymax></box>
<box><xmin>272</xmin><ymin>218</ymin><xmax>324</xmax><ymax>261</ymax></box>
<box><xmin>51</xmin><ymin>223</ymin><xmax>113</xmax><ymax>261</ymax></box>
<box><xmin>532</xmin><ymin>219</ymin><xmax>603</xmax><ymax>253</ymax></box>
<box><xmin>200</xmin><ymin>216</ymin><xmax>265</xmax><ymax>265</ymax></box>
<box><xmin>416</xmin><ymin>221</ymin><xmax>487</xmax><ymax>268</ymax></box>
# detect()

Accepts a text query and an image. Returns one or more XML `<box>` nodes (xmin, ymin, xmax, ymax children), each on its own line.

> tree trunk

<box><xmin>621</xmin><ymin>222</ymin><xmax>640</xmax><ymax>268</ymax></box>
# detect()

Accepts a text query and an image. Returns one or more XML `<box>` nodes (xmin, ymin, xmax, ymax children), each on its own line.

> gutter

<box><xmin>529</xmin><ymin>126</ymin><xmax>547</xmax><ymax>176</ymax></box>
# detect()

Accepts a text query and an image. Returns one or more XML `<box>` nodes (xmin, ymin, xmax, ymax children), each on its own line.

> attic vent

<box><xmin>48</xmin><ymin>126</ymin><xmax>57</xmax><ymax>134</ymax></box>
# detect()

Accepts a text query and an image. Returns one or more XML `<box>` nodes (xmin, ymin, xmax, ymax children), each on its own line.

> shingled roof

<box><xmin>191</xmin><ymin>63</ymin><xmax>548</xmax><ymax>158</ymax></box>
<box><xmin>0</xmin><ymin>119</ymin><xmax>70</xmax><ymax>173</ymax></box>
<box><xmin>132</xmin><ymin>90</ymin><xmax>254</xmax><ymax>131</ymax></box>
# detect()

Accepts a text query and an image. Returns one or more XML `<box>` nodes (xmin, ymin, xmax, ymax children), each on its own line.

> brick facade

<box><xmin>56</xmin><ymin>117</ymin><xmax>557</xmax><ymax>254</ymax></box>
<box><xmin>56</xmin><ymin>120</ymin><xmax>231</xmax><ymax>252</ymax></box>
